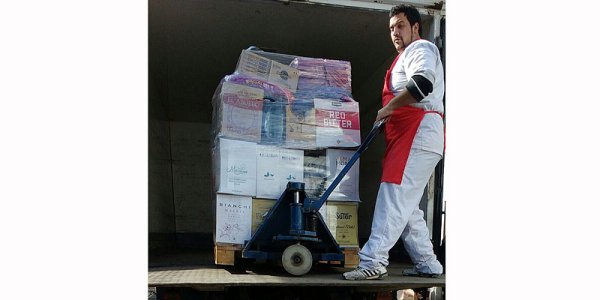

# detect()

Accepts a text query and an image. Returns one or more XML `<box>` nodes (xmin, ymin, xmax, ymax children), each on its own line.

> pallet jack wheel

<box><xmin>281</xmin><ymin>243</ymin><xmax>312</xmax><ymax>276</ymax></box>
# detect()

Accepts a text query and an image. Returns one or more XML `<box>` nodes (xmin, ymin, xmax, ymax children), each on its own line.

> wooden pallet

<box><xmin>214</xmin><ymin>243</ymin><xmax>359</xmax><ymax>268</ymax></box>
<box><xmin>214</xmin><ymin>243</ymin><xmax>243</xmax><ymax>266</ymax></box>
<box><xmin>343</xmin><ymin>247</ymin><xmax>359</xmax><ymax>268</ymax></box>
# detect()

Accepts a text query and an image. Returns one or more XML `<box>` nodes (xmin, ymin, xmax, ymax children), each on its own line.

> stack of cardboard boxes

<box><xmin>211</xmin><ymin>49</ymin><xmax>362</xmax><ymax>251</ymax></box>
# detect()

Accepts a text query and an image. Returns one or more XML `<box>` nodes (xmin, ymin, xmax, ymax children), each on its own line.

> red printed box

<box><xmin>314</xmin><ymin>99</ymin><xmax>360</xmax><ymax>148</ymax></box>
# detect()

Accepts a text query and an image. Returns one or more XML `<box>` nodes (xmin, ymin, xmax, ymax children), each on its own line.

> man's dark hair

<box><xmin>389</xmin><ymin>5</ymin><xmax>422</xmax><ymax>36</ymax></box>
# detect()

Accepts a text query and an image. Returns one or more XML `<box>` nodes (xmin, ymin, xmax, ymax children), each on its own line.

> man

<box><xmin>343</xmin><ymin>4</ymin><xmax>445</xmax><ymax>280</ymax></box>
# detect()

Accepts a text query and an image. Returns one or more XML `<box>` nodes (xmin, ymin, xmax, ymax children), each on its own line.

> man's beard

<box><xmin>400</xmin><ymin>32</ymin><xmax>414</xmax><ymax>50</ymax></box>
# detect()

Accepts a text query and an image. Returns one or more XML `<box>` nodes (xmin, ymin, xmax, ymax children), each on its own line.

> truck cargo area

<box><xmin>149</xmin><ymin>0</ymin><xmax>446</xmax><ymax>298</ymax></box>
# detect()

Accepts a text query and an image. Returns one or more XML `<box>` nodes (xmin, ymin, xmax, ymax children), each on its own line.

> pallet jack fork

<box><xmin>242</xmin><ymin>119</ymin><xmax>386</xmax><ymax>276</ymax></box>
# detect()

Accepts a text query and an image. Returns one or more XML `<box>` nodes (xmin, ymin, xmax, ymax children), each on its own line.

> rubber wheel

<box><xmin>281</xmin><ymin>244</ymin><xmax>313</xmax><ymax>276</ymax></box>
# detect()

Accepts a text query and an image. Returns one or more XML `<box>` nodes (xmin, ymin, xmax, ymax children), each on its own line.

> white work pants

<box><xmin>358</xmin><ymin>147</ymin><xmax>443</xmax><ymax>274</ymax></box>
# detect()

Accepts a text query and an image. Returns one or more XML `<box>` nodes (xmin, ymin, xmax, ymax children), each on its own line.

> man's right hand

<box><xmin>376</xmin><ymin>106</ymin><xmax>393</xmax><ymax>122</ymax></box>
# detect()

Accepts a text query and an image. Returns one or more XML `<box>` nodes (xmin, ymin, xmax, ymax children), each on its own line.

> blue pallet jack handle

<box><xmin>307</xmin><ymin>118</ymin><xmax>387</xmax><ymax>212</ymax></box>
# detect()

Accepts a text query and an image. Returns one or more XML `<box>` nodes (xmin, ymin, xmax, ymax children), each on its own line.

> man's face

<box><xmin>389</xmin><ymin>13</ymin><xmax>419</xmax><ymax>52</ymax></box>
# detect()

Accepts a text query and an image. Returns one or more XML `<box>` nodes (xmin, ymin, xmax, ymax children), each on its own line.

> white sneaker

<box><xmin>342</xmin><ymin>266</ymin><xmax>388</xmax><ymax>280</ymax></box>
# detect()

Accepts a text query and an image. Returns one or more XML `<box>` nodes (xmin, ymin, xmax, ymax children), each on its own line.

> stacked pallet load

<box><xmin>210</xmin><ymin>48</ymin><xmax>362</xmax><ymax>266</ymax></box>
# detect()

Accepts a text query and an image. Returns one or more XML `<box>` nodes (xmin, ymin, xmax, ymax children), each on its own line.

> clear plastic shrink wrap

<box><xmin>210</xmin><ymin>48</ymin><xmax>362</xmax><ymax>244</ymax></box>
<box><xmin>211</xmin><ymin>49</ymin><xmax>361</xmax><ymax>150</ymax></box>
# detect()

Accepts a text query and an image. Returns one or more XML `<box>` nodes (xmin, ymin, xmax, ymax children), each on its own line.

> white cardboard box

<box><xmin>215</xmin><ymin>138</ymin><xmax>257</xmax><ymax>196</ymax></box>
<box><xmin>279</xmin><ymin>148</ymin><xmax>305</xmax><ymax>191</ymax></box>
<box><xmin>218</xmin><ymin>82</ymin><xmax>264</xmax><ymax>142</ymax></box>
<box><xmin>326</xmin><ymin>148</ymin><xmax>360</xmax><ymax>201</ymax></box>
<box><xmin>255</xmin><ymin>145</ymin><xmax>280</xmax><ymax>199</ymax></box>
<box><xmin>314</xmin><ymin>99</ymin><xmax>360</xmax><ymax>148</ymax></box>
<box><xmin>256</xmin><ymin>145</ymin><xmax>304</xmax><ymax>199</ymax></box>
<box><xmin>215</xmin><ymin>194</ymin><xmax>253</xmax><ymax>244</ymax></box>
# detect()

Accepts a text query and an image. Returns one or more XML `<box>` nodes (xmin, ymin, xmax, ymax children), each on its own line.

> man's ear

<box><xmin>413</xmin><ymin>23</ymin><xmax>420</xmax><ymax>36</ymax></box>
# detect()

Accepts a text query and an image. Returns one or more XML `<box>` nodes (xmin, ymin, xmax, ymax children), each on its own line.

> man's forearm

<box><xmin>387</xmin><ymin>89</ymin><xmax>418</xmax><ymax>111</ymax></box>
<box><xmin>376</xmin><ymin>90</ymin><xmax>417</xmax><ymax>121</ymax></box>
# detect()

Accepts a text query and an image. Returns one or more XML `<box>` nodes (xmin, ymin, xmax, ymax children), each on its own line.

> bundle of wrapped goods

<box><xmin>211</xmin><ymin>48</ymin><xmax>362</xmax><ymax>247</ymax></box>
<box><xmin>231</xmin><ymin>49</ymin><xmax>361</xmax><ymax>149</ymax></box>
<box><xmin>290</xmin><ymin>57</ymin><xmax>353</xmax><ymax>99</ymax></box>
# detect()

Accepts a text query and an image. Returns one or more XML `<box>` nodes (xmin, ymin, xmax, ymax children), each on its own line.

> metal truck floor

<box><xmin>148</xmin><ymin>249</ymin><xmax>445</xmax><ymax>292</ymax></box>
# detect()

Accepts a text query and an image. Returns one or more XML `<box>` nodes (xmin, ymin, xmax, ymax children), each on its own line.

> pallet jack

<box><xmin>242</xmin><ymin>119</ymin><xmax>386</xmax><ymax>276</ymax></box>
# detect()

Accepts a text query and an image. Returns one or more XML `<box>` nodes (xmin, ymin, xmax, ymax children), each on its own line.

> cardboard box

<box><xmin>314</xmin><ymin>98</ymin><xmax>360</xmax><ymax>148</ymax></box>
<box><xmin>255</xmin><ymin>145</ymin><xmax>280</xmax><ymax>199</ymax></box>
<box><xmin>215</xmin><ymin>194</ymin><xmax>253</xmax><ymax>245</ymax></box>
<box><xmin>326</xmin><ymin>148</ymin><xmax>360</xmax><ymax>201</ymax></box>
<box><xmin>285</xmin><ymin>122</ymin><xmax>316</xmax><ymax>149</ymax></box>
<box><xmin>215</xmin><ymin>138</ymin><xmax>257</xmax><ymax>196</ymax></box>
<box><xmin>286</xmin><ymin>100</ymin><xmax>316</xmax><ymax>125</ymax></box>
<box><xmin>284</xmin><ymin>100</ymin><xmax>317</xmax><ymax>149</ymax></box>
<box><xmin>236</xmin><ymin>50</ymin><xmax>299</xmax><ymax>92</ymax></box>
<box><xmin>279</xmin><ymin>148</ymin><xmax>305</xmax><ymax>190</ymax></box>
<box><xmin>291</xmin><ymin>56</ymin><xmax>352</xmax><ymax>93</ymax></box>
<box><xmin>325</xmin><ymin>201</ymin><xmax>359</xmax><ymax>247</ymax></box>
<box><xmin>218</xmin><ymin>82</ymin><xmax>264</xmax><ymax>142</ymax></box>
<box><xmin>251</xmin><ymin>198</ymin><xmax>276</xmax><ymax>234</ymax></box>
<box><xmin>303</xmin><ymin>155</ymin><xmax>327</xmax><ymax>198</ymax></box>
<box><xmin>256</xmin><ymin>145</ymin><xmax>304</xmax><ymax>199</ymax></box>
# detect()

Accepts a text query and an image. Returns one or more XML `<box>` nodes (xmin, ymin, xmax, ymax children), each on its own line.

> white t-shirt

<box><xmin>390</xmin><ymin>39</ymin><xmax>445</xmax><ymax>155</ymax></box>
